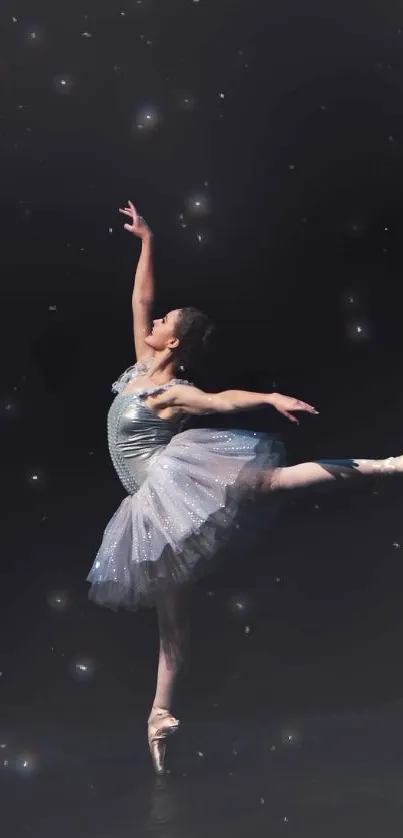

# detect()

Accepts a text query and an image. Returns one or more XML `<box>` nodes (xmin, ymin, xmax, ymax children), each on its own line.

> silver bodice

<box><xmin>107</xmin><ymin>360</ymin><xmax>189</xmax><ymax>495</ymax></box>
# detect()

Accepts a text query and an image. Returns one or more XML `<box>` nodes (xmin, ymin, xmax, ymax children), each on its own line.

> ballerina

<box><xmin>87</xmin><ymin>201</ymin><xmax>403</xmax><ymax>775</ymax></box>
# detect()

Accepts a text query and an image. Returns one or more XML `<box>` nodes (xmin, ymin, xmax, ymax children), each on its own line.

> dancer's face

<box><xmin>146</xmin><ymin>309</ymin><xmax>181</xmax><ymax>352</ymax></box>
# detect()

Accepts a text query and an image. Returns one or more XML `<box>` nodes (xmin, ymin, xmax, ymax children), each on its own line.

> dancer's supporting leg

<box><xmin>267</xmin><ymin>456</ymin><xmax>403</xmax><ymax>492</ymax></box>
<box><xmin>148</xmin><ymin>585</ymin><xmax>190</xmax><ymax>775</ymax></box>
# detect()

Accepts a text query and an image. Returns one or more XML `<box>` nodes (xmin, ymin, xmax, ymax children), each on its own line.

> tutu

<box><xmin>87</xmin><ymin>362</ymin><xmax>286</xmax><ymax>610</ymax></box>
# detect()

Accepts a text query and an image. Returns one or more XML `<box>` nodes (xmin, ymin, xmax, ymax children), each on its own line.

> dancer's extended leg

<box><xmin>266</xmin><ymin>455</ymin><xmax>403</xmax><ymax>492</ymax></box>
<box><xmin>148</xmin><ymin>586</ymin><xmax>190</xmax><ymax>775</ymax></box>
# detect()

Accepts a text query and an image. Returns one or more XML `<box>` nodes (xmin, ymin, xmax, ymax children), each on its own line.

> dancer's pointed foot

<box><xmin>378</xmin><ymin>455</ymin><xmax>403</xmax><ymax>474</ymax></box>
<box><xmin>147</xmin><ymin>706</ymin><xmax>180</xmax><ymax>775</ymax></box>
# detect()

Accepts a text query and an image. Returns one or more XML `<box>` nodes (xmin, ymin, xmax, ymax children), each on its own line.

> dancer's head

<box><xmin>146</xmin><ymin>307</ymin><xmax>214</xmax><ymax>374</ymax></box>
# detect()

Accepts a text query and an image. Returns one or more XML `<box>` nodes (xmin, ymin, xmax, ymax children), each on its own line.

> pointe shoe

<box><xmin>375</xmin><ymin>456</ymin><xmax>403</xmax><ymax>475</ymax></box>
<box><xmin>147</xmin><ymin>706</ymin><xmax>180</xmax><ymax>775</ymax></box>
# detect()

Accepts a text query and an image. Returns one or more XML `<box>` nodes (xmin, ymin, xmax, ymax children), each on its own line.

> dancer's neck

<box><xmin>147</xmin><ymin>350</ymin><xmax>176</xmax><ymax>384</ymax></box>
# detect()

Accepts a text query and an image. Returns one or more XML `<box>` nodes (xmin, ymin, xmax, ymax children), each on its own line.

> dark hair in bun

<box><xmin>171</xmin><ymin>306</ymin><xmax>214</xmax><ymax>376</ymax></box>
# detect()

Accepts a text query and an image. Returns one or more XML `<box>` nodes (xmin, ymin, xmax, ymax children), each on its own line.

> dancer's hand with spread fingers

<box><xmin>268</xmin><ymin>393</ymin><xmax>319</xmax><ymax>425</ymax></box>
<box><xmin>119</xmin><ymin>200</ymin><xmax>152</xmax><ymax>239</ymax></box>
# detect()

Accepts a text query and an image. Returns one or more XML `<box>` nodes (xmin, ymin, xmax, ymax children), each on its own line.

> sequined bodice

<box><xmin>107</xmin><ymin>359</ymin><xmax>189</xmax><ymax>495</ymax></box>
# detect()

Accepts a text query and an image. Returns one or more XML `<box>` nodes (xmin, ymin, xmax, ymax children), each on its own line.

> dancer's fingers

<box><xmin>297</xmin><ymin>402</ymin><xmax>318</xmax><ymax>414</ymax></box>
<box><xmin>285</xmin><ymin>411</ymin><xmax>299</xmax><ymax>425</ymax></box>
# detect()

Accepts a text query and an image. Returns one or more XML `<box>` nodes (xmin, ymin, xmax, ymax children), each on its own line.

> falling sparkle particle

<box><xmin>197</xmin><ymin>751</ymin><xmax>204</xmax><ymax>757</ymax></box>
<box><xmin>219</xmin><ymin>92</ymin><xmax>225</xmax><ymax>98</ymax></box>
<box><xmin>14</xmin><ymin>753</ymin><xmax>39</xmax><ymax>776</ymax></box>
<box><xmin>341</xmin><ymin>289</ymin><xmax>361</xmax><ymax>309</ymax></box>
<box><xmin>320</xmin><ymin>104</ymin><xmax>326</xmax><ymax>110</ymax></box>
<box><xmin>178</xmin><ymin>212</ymin><xmax>187</xmax><ymax>229</ymax></box>
<box><xmin>81</xmin><ymin>31</ymin><xmax>92</xmax><ymax>38</ymax></box>
<box><xmin>393</xmin><ymin>542</ymin><xmax>401</xmax><ymax>549</ymax></box>
<box><xmin>70</xmin><ymin>657</ymin><xmax>96</xmax><ymax>681</ymax></box>
<box><xmin>24</xmin><ymin>26</ymin><xmax>46</xmax><ymax>47</ymax></box>
<box><xmin>47</xmin><ymin>590</ymin><xmax>71</xmax><ymax>613</ymax></box>
<box><xmin>260</xmin><ymin>798</ymin><xmax>265</xmax><ymax>805</ymax></box>
<box><xmin>27</xmin><ymin>470</ymin><xmax>43</xmax><ymax>486</ymax></box>
<box><xmin>244</xmin><ymin>625</ymin><xmax>250</xmax><ymax>634</ymax></box>
<box><xmin>347</xmin><ymin>218</ymin><xmax>366</xmax><ymax>237</ymax></box>
<box><xmin>53</xmin><ymin>75</ymin><xmax>74</xmax><ymax>94</ymax></box>
<box><xmin>48</xmin><ymin>305</ymin><xmax>57</xmax><ymax>311</ymax></box>
<box><xmin>288</xmin><ymin>164</ymin><xmax>296</xmax><ymax>170</ymax></box>
<box><xmin>282</xmin><ymin>730</ymin><xmax>299</xmax><ymax>746</ymax></box>
<box><xmin>3</xmin><ymin>399</ymin><xmax>16</xmax><ymax>416</ymax></box>
<box><xmin>284</xmin><ymin>817</ymin><xmax>289</xmax><ymax>823</ymax></box>
<box><xmin>134</xmin><ymin>106</ymin><xmax>161</xmax><ymax>132</ymax></box>
<box><xmin>177</xmin><ymin>93</ymin><xmax>196</xmax><ymax>112</ymax></box>
<box><xmin>185</xmin><ymin>192</ymin><xmax>211</xmax><ymax>218</ymax></box>
<box><xmin>346</xmin><ymin>319</ymin><xmax>372</xmax><ymax>342</ymax></box>
<box><xmin>12</xmin><ymin>17</ymin><xmax>18</xmax><ymax>23</ymax></box>
<box><xmin>108</xmin><ymin>227</ymin><xmax>113</xmax><ymax>234</ymax></box>
<box><xmin>228</xmin><ymin>594</ymin><xmax>253</xmax><ymax>617</ymax></box>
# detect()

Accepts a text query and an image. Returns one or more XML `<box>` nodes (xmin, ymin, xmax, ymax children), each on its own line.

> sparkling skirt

<box><xmin>87</xmin><ymin>428</ymin><xmax>286</xmax><ymax>611</ymax></box>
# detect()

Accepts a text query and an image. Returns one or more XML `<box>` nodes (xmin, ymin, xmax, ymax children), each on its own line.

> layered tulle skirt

<box><xmin>87</xmin><ymin>427</ymin><xmax>285</xmax><ymax>611</ymax></box>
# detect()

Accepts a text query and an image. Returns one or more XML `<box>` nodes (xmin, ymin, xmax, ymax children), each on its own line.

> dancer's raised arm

<box><xmin>119</xmin><ymin>201</ymin><xmax>154</xmax><ymax>362</ymax></box>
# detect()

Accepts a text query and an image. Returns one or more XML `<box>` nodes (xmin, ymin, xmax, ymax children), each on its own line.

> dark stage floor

<box><xmin>2</xmin><ymin>460</ymin><xmax>403</xmax><ymax>837</ymax></box>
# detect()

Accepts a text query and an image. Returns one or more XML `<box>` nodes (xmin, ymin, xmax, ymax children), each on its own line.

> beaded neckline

<box><xmin>118</xmin><ymin>378</ymin><xmax>190</xmax><ymax>400</ymax></box>
<box><xmin>112</xmin><ymin>357</ymin><xmax>190</xmax><ymax>396</ymax></box>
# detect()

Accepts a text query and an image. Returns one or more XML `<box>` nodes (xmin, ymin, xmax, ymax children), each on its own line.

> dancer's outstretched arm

<box><xmin>119</xmin><ymin>200</ymin><xmax>154</xmax><ymax>362</ymax></box>
<box><xmin>156</xmin><ymin>384</ymin><xmax>319</xmax><ymax>424</ymax></box>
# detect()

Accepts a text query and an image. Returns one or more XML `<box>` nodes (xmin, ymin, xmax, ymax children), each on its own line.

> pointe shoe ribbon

<box><xmin>147</xmin><ymin>707</ymin><xmax>180</xmax><ymax>775</ymax></box>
